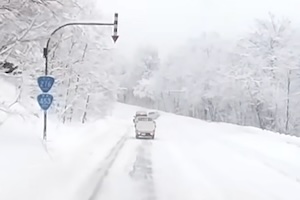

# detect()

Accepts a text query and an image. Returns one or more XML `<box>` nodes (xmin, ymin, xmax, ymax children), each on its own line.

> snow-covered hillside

<box><xmin>1</xmin><ymin>96</ymin><xmax>300</xmax><ymax>200</ymax></box>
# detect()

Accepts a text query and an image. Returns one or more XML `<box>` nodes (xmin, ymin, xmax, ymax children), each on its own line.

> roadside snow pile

<box><xmin>0</xmin><ymin>77</ymin><xmax>37</xmax><ymax>124</ymax></box>
<box><xmin>0</xmin><ymin>114</ymin><xmax>133</xmax><ymax>200</ymax></box>
<box><xmin>0</xmin><ymin>80</ymin><xmax>134</xmax><ymax>200</ymax></box>
<box><xmin>0</xmin><ymin>78</ymin><xmax>19</xmax><ymax>122</ymax></box>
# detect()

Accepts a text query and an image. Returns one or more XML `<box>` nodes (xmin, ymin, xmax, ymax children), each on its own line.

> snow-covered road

<box><xmin>79</xmin><ymin>105</ymin><xmax>300</xmax><ymax>200</ymax></box>
<box><xmin>1</xmin><ymin>103</ymin><xmax>300</xmax><ymax>200</ymax></box>
<box><xmin>93</xmin><ymin>136</ymin><xmax>155</xmax><ymax>200</ymax></box>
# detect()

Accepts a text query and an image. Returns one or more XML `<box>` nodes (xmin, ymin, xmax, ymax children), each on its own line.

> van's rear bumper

<box><xmin>137</xmin><ymin>132</ymin><xmax>153</xmax><ymax>136</ymax></box>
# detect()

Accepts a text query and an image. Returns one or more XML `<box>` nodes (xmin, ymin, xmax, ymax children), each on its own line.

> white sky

<box><xmin>96</xmin><ymin>0</ymin><xmax>300</xmax><ymax>58</ymax></box>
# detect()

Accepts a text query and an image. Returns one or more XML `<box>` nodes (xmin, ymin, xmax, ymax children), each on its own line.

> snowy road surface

<box><xmin>1</xmin><ymin>103</ymin><xmax>300</xmax><ymax>200</ymax></box>
<box><xmin>89</xmin><ymin>120</ymin><xmax>299</xmax><ymax>199</ymax></box>
<box><xmin>80</xmin><ymin>104</ymin><xmax>300</xmax><ymax>200</ymax></box>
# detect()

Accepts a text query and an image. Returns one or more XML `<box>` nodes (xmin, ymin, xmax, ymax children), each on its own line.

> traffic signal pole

<box><xmin>41</xmin><ymin>13</ymin><xmax>119</xmax><ymax>140</ymax></box>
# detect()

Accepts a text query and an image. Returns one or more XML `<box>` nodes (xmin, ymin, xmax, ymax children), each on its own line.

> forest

<box><xmin>1</xmin><ymin>0</ymin><xmax>300</xmax><ymax>136</ymax></box>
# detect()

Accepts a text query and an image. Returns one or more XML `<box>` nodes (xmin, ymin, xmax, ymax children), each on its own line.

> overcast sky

<box><xmin>96</xmin><ymin>0</ymin><xmax>300</xmax><ymax>58</ymax></box>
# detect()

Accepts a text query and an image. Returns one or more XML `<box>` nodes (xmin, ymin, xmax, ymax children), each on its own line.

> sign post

<box><xmin>40</xmin><ymin>13</ymin><xmax>119</xmax><ymax>140</ymax></box>
<box><xmin>37</xmin><ymin>76</ymin><xmax>55</xmax><ymax>140</ymax></box>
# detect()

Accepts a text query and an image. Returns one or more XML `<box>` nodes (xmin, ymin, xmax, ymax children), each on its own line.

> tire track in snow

<box><xmin>129</xmin><ymin>140</ymin><xmax>156</xmax><ymax>200</ymax></box>
<box><xmin>88</xmin><ymin>132</ymin><xmax>129</xmax><ymax>200</ymax></box>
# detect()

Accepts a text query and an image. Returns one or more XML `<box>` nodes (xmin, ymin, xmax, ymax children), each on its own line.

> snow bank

<box><xmin>0</xmin><ymin>112</ymin><xmax>133</xmax><ymax>200</ymax></box>
<box><xmin>0</xmin><ymin>79</ymin><xmax>133</xmax><ymax>200</ymax></box>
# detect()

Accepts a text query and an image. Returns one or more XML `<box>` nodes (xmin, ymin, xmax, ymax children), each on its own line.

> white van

<box><xmin>135</xmin><ymin>117</ymin><xmax>156</xmax><ymax>139</ymax></box>
<box><xmin>133</xmin><ymin>110</ymin><xmax>147</xmax><ymax>124</ymax></box>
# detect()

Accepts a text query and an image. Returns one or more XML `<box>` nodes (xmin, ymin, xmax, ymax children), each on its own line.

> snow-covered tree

<box><xmin>0</xmin><ymin>0</ymin><xmax>81</xmax><ymax>113</ymax></box>
<box><xmin>0</xmin><ymin>0</ymin><xmax>119</xmax><ymax>123</ymax></box>
<box><xmin>235</xmin><ymin>14</ymin><xmax>300</xmax><ymax>134</ymax></box>
<box><xmin>119</xmin><ymin>15</ymin><xmax>300</xmax><ymax>136</ymax></box>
